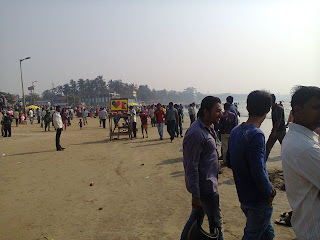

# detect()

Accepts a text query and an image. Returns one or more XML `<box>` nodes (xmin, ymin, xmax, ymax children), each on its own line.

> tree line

<box><xmin>41</xmin><ymin>75</ymin><xmax>205</xmax><ymax>105</ymax></box>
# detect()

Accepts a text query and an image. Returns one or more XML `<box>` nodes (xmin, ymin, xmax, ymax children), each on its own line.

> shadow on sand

<box><xmin>8</xmin><ymin>149</ymin><xmax>57</xmax><ymax>156</ymax></box>
<box><xmin>157</xmin><ymin>157</ymin><xmax>183</xmax><ymax>165</ymax></box>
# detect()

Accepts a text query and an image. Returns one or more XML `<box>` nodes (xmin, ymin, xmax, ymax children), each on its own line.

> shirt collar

<box><xmin>198</xmin><ymin>117</ymin><xmax>215</xmax><ymax>132</ymax></box>
<box><xmin>289</xmin><ymin>123</ymin><xmax>319</xmax><ymax>142</ymax></box>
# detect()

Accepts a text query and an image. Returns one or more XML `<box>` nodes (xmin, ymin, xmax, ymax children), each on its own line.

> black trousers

<box><xmin>102</xmin><ymin>119</ymin><xmax>106</xmax><ymax>128</ymax></box>
<box><xmin>56</xmin><ymin>128</ymin><xmax>62</xmax><ymax>150</ymax></box>
<box><xmin>132</xmin><ymin>122</ymin><xmax>137</xmax><ymax>137</ymax></box>
<box><xmin>4</xmin><ymin>124</ymin><xmax>11</xmax><ymax>137</ymax></box>
<box><xmin>266</xmin><ymin>130</ymin><xmax>286</xmax><ymax>161</ymax></box>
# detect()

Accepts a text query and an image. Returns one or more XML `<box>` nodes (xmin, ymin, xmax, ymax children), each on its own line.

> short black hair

<box><xmin>226</xmin><ymin>96</ymin><xmax>233</xmax><ymax>104</ymax></box>
<box><xmin>198</xmin><ymin>96</ymin><xmax>221</xmax><ymax>118</ymax></box>
<box><xmin>224</xmin><ymin>102</ymin><xmax>231</xmax><ymax>111</ymax></box>
<box><xmin>247</xmin><ymin>90</ymin><xmax>272</xmax><ymax>117</ymax></box>
<box><xmin>271</xmin><ymin>94</ymin><xmax>276</xmax><ymax>103</ymax></box>
<box><xmin>169</xmin><ymin>102</ymin><xmax>173</xmax><ymax>105</ymax></box>
<box><xmin>291</xmin><ymin>86</ymin><xmax>320</xmax><ymax>116</ymax></box>
<box><xmin>56</xmin><ymin>105</ymin><xmax>61</xmax><ymax>110</ymax></box>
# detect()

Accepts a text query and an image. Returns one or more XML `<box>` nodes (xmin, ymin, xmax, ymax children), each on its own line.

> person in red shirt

<box><xmin>140</xmin><ymin>112</ymin><xmax>148</xmax><ymax>138</ymax></box>
<box><xmin>155</xmin><ymin>103</ymin><xmax>165</xmax><ymax>140</ymax></box>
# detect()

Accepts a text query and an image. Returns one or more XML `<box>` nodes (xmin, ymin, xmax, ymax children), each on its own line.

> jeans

<box><xmin>157</xmin><ymin>123</ymin><xmax>163</xmax><ymax>138</ymax></box>
<box><xmin>241</xmin><ymin>204</ymin><xmax>275</xmax><ymax>240</ymax></box>
<box><xmin>167</xmin><ymin>120</ymin><xmax>176</xmax><ymax>141</ymax></box>
<box><xmin>176</xmin><ymin>120</ymin><xmax>183</xmax><ymax>136</ymax></box>
<box><xmin>101</xmin><ymin>119</ymin><xmax>106</xmax><ymax>129</ymax></box>
<box><xmin>56</xmin><ymin>128</ymin><xmax>62</xmax><ymax>150</ymax></box>
<box><xmin>45</xmin><ymin>122</ymin><xmax>50</xmax><ymax>131</ymax></box>
<box><xmin>181</xmin><ymin>192</ymin><xmax>224</xmax><ymax>240</ymax></box>
<box><xmin>266</xmin><ymin>131</ymin><xmax>286</xmax><ymax>161</ymax></box>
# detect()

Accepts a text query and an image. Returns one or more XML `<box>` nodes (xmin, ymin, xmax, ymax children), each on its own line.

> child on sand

<box><xmin>79</xmin><ymin>119</ymin><xmax>83</xmax><ymax>130</ymax></box>
<box><xmin>140</xmin><ymin>112</ymin><xmax>148</xmax><ymax>138</ymax></box>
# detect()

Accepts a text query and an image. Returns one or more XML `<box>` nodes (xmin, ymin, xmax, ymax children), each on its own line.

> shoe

<box><xmin>57</xmin><ymin>148</ymin><xmax>64</xmax><ymax>151</ymax></box>
<box><xmin>180</xmin><ymin>135</ymin><xmax>183</xmax><ymax>137</ymax></box>
<box><xmin>160</xmin><ymin>137</ymin><xmax>163</xmax><ymax>140</ymax></box>
<box><xmin>61</xmin><ymin>147</ymin><xmax>65</xmax><ymax>150</ymax></box>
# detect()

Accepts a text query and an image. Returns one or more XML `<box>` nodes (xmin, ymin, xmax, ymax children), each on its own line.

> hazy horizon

<box><xmin>1</xmin><ymin>1</ymin><xmax>319</xmax><ymax>97</ymax></box>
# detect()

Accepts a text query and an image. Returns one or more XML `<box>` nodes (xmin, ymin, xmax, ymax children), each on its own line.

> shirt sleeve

<box><xmin>248</xmin><ymin>132</ymin><xmax>273</xmax><ymax>198</ymax></box>
<box><xmin>296</xmin><ymin>146</ymin><xmax>320</xmax><ymax>189</ymax></box>
<box><xmin>183</xmin><ymin>131</ymin><xmax>203</xmax><ymax>198</ymax></box>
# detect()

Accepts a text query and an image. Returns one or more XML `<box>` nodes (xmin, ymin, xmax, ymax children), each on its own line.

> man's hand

<box><xmin>269</xmin><ymin>188</ymin><xmax>277</xmax><ymax>206</ymax></box>
<box><xmin>192</xmin><ymin>197</ymin><xmax>201</xmax><ymax>210</ymax></box>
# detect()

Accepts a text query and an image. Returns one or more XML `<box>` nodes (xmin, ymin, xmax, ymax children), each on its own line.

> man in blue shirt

<box><xmin>181</xmin><ymin>96</ymin><xmax>224</xmax><ymax>240</ymax></box>
<box><xmin>227</xmin><ymin>90</ymin><xmax>276</xmax><ymax>240</ymax></box>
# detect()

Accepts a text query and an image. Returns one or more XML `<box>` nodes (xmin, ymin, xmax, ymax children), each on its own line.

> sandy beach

<box><xmin>0</xmin><ymin>116</ymin><xmax>296</xmax><ymax>240</ymax></box>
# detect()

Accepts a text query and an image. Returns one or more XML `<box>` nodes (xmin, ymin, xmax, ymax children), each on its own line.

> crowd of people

<box><xmin>1</xmin><ymin>86</ymin><xmax>319</xmax><ymax>239</ymax></box>
<box><xmin>181</xmin><ymin>86</ymin><xmax>320</xmax><ymax>240</ymax></box>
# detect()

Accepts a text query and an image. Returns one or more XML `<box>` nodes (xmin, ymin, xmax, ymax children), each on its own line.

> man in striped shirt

<box><xmin>281</xmin><ymin>86</ymin><xmax>320</xmax><ymax>240</ymax></box>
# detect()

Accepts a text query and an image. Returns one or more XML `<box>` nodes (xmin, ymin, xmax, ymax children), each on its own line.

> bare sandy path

<box><xmin>0</xmin><ymin>117</ymin><xmax>296</xmax><ymax>240</ymax></box>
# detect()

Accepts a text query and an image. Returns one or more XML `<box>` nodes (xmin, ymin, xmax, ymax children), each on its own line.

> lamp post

<box><xmin>20</xmin><ymin>57</ymin><xmax>31</xmax><ymax>113</ymax></box>
<box><xmin>32</xmin><ymin>80</ymin><xmax>37</xmax><ymax>105</ymax></box>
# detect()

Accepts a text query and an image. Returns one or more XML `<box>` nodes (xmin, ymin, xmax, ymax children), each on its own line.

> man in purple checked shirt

<box><xmin>180</xmin><ymin>96</ymin><xmax>224</xmax><ymax>240</ymax></box>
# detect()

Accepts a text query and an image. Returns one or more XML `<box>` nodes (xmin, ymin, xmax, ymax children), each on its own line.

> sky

<box><xmin>1</xmin><ymin>0</ymin><xmax>319</xmax><ymax>97</ymax></box>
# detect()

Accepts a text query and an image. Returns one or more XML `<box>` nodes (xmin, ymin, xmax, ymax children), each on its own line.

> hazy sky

<box><xmin>1</xmin><ymin>0</ymin><xmax>319</xmax><ymax>97</ymax></box>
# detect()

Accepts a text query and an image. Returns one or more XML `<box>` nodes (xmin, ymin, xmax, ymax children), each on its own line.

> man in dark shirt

<box><xmin>3</xmin><ymin>112</ymin><xmax>13</xmax><ymax>137</ymax></box>
<box><xmin>226</xmin><ymin>95</ymin><xmax>240</xmax><ymax>125</ymax></box>
<box><xmin>266</xmin><ymin>94</ymin><xmax>286</xmax><ymax>160</ymax></box>
<box><xmin>166</xmin><ymin>102</ymin><xmax>179</xmax><ymax>142</ymax></box>
<box><xmin>227</xmin><ymin>90</ymin><xmax>276</xmax><ymax>240</ymax></box>
<box><xmin>219</xmin><ymin>103</ymin><xmax>236</xmax><ymax>165</ymax></box>
<box><xmin>180</xmin><ymin>96</ymin><xmax>224</xmax><ymax>240</ymax></box>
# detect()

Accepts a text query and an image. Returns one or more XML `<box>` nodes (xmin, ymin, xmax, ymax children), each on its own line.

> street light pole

<box><xmin>32</xmin><ymin>80</ymin><xmax>37</xmax><ymax>105</ymax></box>
<box><xmin>19</xmin><ymin>57</ymin><xmax>31</xmax><ymax>113</ymax></box>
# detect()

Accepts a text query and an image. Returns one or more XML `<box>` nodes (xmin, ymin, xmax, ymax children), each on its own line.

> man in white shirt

<box><xmin>129</xmin><ymin>106</ymin><xmax>137</xmax><ymax>138</ymax></box>
<box><xmin>29</xmin><ymin>109</ymin><xmax>34</xmax><ymax>124</ymax></box>
<box><xmin>53</xmin><ymin>106</ymin><xmax>65</xmax><ymax>151</ymax></box>
<box><xmin>281</xmin><ymin>86</ymin><xmax>320</xmax><ymax>240</ymax></box>
<box><xmin>99</xmin><ymin>108</ymin><xmax>107</xmax><ymax>129</ymax></box>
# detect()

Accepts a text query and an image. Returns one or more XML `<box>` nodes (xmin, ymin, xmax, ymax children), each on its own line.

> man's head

<box><xmin>291</xmin><ymin>86</ymin><xmax>320</xmax><ymax>130</ymax></box>
<box><xmin>129</xmin><ymin>106</ymin><xmax>133</xmax><ymax>110</ymax></box>
<box><xmin>247</xmin><ymin>90</ymin><xmax>272</xmax><ymax>118</ymax></box>
<box><xmin>157</xmin><ymin>103</ymin><xmax>161</xmax><ymax>109</ymax></box>
<box><xmin>226</xmin><ymin>96</ymin><xmax>234</xmax><ymax>104</ymax></box>
<box><xmin>169</xmin><ymin>102</ymin><xmax>173</xmax><ymax>109</ymax></box>
<box><xmin>56</xmin><ymin>106</ymin><xmax>61</xmax><ymax>112</ymax></box>
<box><xmin>198</xmin><ymin>96</ymin><xmax>222</xmax><ymax>125</ymax></box>
<box><xmin>271</xmin><ymin>94</ymin><xmax>276</xmax><ymax>107</ymax></box>
<box><xmin>224</xmin><ymin>102</ymin><xmax>231</xmax><ymax>111</ymax></box>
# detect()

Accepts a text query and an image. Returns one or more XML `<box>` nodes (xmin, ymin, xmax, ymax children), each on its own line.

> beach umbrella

<box><xmin>25</xmin><ymin>105</ymin><xmax>39</xmax><ymax>110</ymax></box>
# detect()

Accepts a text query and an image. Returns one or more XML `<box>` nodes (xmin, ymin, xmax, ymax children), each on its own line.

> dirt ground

<box><xmin>0</xmin><ymin>117</ymin><xmax>296</xmax><ymax>240</ymax></box>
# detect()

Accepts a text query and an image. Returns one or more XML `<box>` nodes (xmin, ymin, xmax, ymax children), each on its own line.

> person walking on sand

<box><xmin>188</xmin><ymin>103</ymin><xmax>196</xmax><ymax>125</ymax></box>
<box><xmin>53</xmin><ymin>106</ymin><xmax>65</xmax><ymax>151</ymax></box>
<box><xmin>3</xmin><ymin>111</ymin><xmax>13</xmax><ymax>137</ymax></box>
<box><xmin>139</xmin><ymin>111</ymin><xmax>148</xmax><ymax>138</ymax></box>
<box><xmin>166</xmin><ymin>102</ymin><xmax>179</xmax><ymax>142</ymax></box>
<box><xmin>129</xmin><ymin>106</ymin><xmax>137</xmax><ymax>138</ymax></box>
<box><xmin>155</xmin><ymin>103</ymin><xmax>165</xmax><ymax>140</ymax></box>
<box><xmin>44</xmin><ymin>110</ymin><xmax>51</xmax><ymax>132</ymax></box>
<box><xmin>266</xmin><ymin>94</ymin><xmax>286</xmax><ymax>161</ymax></box>
<box><xmin>227</xmin><ymin>90</ymin><xmax>276</xmax><ymax>240</ymax></box>
<box><xmin>13</xmin><ymin>109</ymin><xmax>19</xmax><ymax>127</ymax></box>
<box><xmin>180</xmin><ymin>96</ymin><xmax>224</xmax><ymax>240</ymax></box>
<box><xmin>99</xmin><ymin>107</ymin><xmax>107</xmax><ymax>129</ymax></box>
<box><xmin>281</xmin><ymin>86</ymin><xmax>320</xmax><ymax>240</ymax></box>
<box><xmin>218</xmin><ymin>103</ymin><xmax>236</xmax><ymax>165</ymax></box>
<box><xmin>29</xmin><ymin>109</ymin><xmax>34</xmax><ymax>124</ymax></box>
